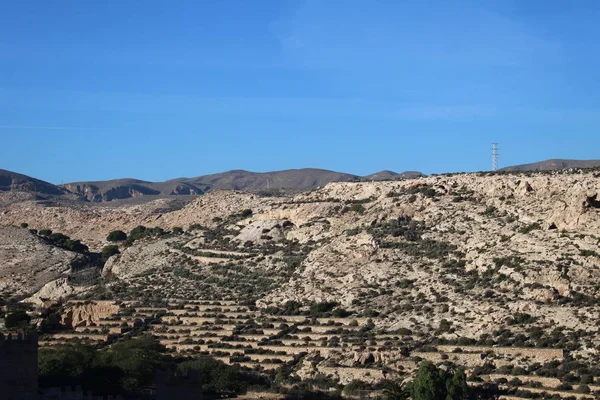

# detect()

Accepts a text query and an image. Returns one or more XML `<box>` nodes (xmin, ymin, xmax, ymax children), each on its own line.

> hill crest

<box><xmin>501</xmin><ymin>158</ymin><xmax>600</xmax><ymax>172</ymax></box>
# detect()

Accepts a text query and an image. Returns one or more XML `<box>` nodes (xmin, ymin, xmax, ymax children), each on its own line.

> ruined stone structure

<box><xmin>0</xmin><ymin>331</ymin><xmax>38</xmax><ymax>400</ymax></box>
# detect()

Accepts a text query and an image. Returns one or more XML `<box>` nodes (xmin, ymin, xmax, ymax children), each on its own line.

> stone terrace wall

<box><xmin>436</xmin><ymin>345</ymin><xmax>564</xmax><ymax>363</ymax></box>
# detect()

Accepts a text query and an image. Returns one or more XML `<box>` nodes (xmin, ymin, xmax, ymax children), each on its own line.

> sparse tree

<box><xmin>446</xmin><ymin>369</ymin><xmax>468</xmax><ymax>400</ymax></box>
<box><xmin>410</xmin><ymin>362</ymin><xmax>468</xmax><ymax>400</ymax></box>
<box><xmin>411</xmin><ymin>362</ymin><xmax>446</xmax><ymax>400</ymax></box>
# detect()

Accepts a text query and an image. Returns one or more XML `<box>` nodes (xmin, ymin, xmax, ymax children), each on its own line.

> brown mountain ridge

<box><xmin>0</xmin><ymin>168</ymin><xmax>425</xmax><ymax>203</ymax></box>
<box><xmin>0</xmin><ymin>169</ymin><xmax>69</xmax><ymax>196</ymax></box>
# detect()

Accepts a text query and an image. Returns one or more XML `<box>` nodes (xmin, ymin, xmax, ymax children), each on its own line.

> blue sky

<box><xmin>1</xmin><ymin>0</ymin><xmax>599</xmax><ymax>183</ymax></box>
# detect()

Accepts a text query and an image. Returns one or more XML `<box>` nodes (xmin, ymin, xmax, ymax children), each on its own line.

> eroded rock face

<box><xmin>61</xmin><ymin>301</ymin><xmax>120</xmax><ymax>328</ymax></box>
<box><xmin>234</xmin><ymin>220</ymin><xmax>289</xmax><ymax>244</ymax></box>
<box><xmin>24</xmin><ymin>278</ymin><xmax>87</xmax><ymax>307</ymax></box>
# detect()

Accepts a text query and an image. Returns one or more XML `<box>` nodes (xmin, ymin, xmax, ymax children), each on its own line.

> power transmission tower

<box><xmin>492</xmin><ymin>143</ymin><xmax>499</xmax><ymax>171</ymax></box>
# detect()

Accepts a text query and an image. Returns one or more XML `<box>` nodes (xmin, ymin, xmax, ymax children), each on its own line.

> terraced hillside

<box><xmin>4</xmin><ymin>168</ymin><xmax>600</xmax><ymax>398</ymax></box>
<box><xmin>41</xmin><ymin>299</ymin><xmax>595</xmax><ymax>399</ymax></box>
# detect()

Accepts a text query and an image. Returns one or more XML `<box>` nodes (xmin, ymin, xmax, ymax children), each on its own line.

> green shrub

<box><xmin>332</xmin><ymin>308</ymin><xmax>351</xmax><ymax>318</ymax></box>
<box><xmin>519</xmin><ymin>222</ymin><xmax>541</xmax><ymax>234</ymax></box>
<box><xmin>580</xmin><ymin>249</ymin><xmax>600</xmax><ymax>258</ymax></box>
<box><xmin>507</xmin><ymin>312</ymin><xmax>537</xmax><ymax>326</ymax></box>
<box><xmin>280</xmin><ymin>300</ymin><xmax>303</xmax><ymax>315</ymax></box>
<box><xmin>577</xmin><ymin>385</ymin><xmax>591</xmax><ymax>394</ymax></box>
<box><xmin>346</xmin><ymin>227</ymin><xmax>362</xmax><ymax>236</ymax></box>
<box><xmin>106</xmin><ymin>230</ymin><xmax>127</xmax><ymax>242</ymax></box>
<box><xmin>64</xmin><ymin>239</ymin><xmax>89</xmax><ymax>253</ymax></box>
<box><xmin>123</xmin><ymin>226</ymin><xmax>164</xmax><ymax>246</ymax></box>
<box><xmin>350</xmin><ymin>204</ymin><xmax>365</xmax><ymax>214</ymax></box>
<box><xmin>44</xmin><ymin>232</ymin><xmax>89</xmax><ymax>253</ymax></box>
<box><xmin>407</xmin><ymin>185</ymin><xmax>439</xmax><ymax>198</ymax></box>
<box><xmin>310</xmin><ymin>301</ymin><xmax>339</xmax><ymax>316</ymax></box>
<box><xmin>49</xmin><ymin>232</ymin><xmax>69</xmax><ymax>243</ymax></box>
<box><xmin>5</xmin><ymin>310</ymin><xmax>31</xmax><ymax>329</ymax></box>
<box><xmin>101</xmin><ymin>245</ymin><xmax>120</xmax><ymax>261</ymax></box>
<box><xmin>481</xmin><ymin>206</ymin><xmax>498</xmax><ymax>216</ymax></box>
<box><xmin>129</xmin><ymin>226</ymin><xmax>148</xmax><ymax>240</ymax></box>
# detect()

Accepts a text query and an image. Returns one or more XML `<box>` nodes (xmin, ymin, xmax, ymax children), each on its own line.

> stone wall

<box><xmin>0</xmin><ymin>332</ymin><xmax>38</xmax><ymax>400</ymax></box>
<box><xmin>435</xmin><ymin>345</ymin><xmax>564</xmax><ymax>363</ymax></box>
<box><xmin>485</xmin><ymin>374</ymin><xmax>562</xmax><ymax>389</ymax></box>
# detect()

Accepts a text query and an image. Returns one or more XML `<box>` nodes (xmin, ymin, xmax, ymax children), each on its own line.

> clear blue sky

<box><xmin>1</xmin><ymin>0</ymin><xmax>599</xmax><ymax>183</ymax></box>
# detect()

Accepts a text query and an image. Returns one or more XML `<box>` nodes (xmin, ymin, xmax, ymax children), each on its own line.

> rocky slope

<box><xmin>106</xmin><ymin>170</ymin><xmax>600</xmax><ymax>342</ymax></box>
<box><xmin>0</xmin><ymin>226</ymin><xmax>83</xmax><ymax>297</ymax></box>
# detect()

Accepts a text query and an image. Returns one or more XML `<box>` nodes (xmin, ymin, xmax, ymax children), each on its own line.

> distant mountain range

<box><xmin>2</xmin><ymin>159</ymin><xmax>598</xmax><ymax>203</ymax></box>
<box><xmin>0</xmin><ymin>168</ymin><xmax>424</xmax><ymax>202</ymax></box>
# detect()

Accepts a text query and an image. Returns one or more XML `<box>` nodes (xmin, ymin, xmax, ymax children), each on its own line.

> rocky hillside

<box><xmin>0</xmin><ymin>226</ymin><xmax>83</xmax><ymax>297</ymax></box>
<box><xmin>4</xmin><ymin>168</ymin><xmax>600</xmax><ymax>389</ymax></box>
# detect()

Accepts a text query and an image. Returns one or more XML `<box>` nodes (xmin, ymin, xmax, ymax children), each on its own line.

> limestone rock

<box><xmin>24</xmin><ymin>277</ymin><xmax>86</xmax><ymax>307</ymax></box>
<box><xmin>234</xmin><ymin>220</ymin><xmax>289</xmax><ymax>244</ymax></box>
